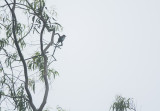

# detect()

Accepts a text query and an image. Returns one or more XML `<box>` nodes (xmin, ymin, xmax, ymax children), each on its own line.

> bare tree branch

<box><xmin>38</xmin><ymin>23</ymin><xmax>49</xmax><ymax>111</ymax></box>
<box><xmin>44</xmin><ymin>28</ymin><xmax>55</xmax><ymax>53</ymax></box>
<box><xmin>4</xmin><ymin>0</ymin><xmax>36</xmax><ymax>110</ymax></box>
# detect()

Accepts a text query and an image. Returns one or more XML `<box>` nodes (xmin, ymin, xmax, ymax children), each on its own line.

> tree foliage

<box><xmin>110</xmin><ymin>95</ymin><xmax>136</xmax><ymax>111</ymax></box>
<box><xmin>0</xmin><ymin>0</ymin><xmax>65</xmax><ymax>111</ymax></box>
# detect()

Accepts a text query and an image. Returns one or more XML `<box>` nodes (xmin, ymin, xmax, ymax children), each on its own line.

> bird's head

<box><xmin>62</xmin><ymin>35</ymin><xmax>66</xmax><ymax>38</ymax></box>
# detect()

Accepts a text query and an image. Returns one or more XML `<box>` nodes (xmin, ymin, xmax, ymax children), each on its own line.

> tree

<box><xmin>110</xmin><ymin>95</ymin><xmax>137</xmax><ymax>111</ymax></box>
<box><xmin>0</xmin><ymin>0</ymin><xmax>65</xmax><ymax>111</ymax></box>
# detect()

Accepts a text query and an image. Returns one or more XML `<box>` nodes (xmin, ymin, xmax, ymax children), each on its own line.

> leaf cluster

<box><xmin>110</xmin><ymin>95</ymin><xmax>136</xmax><ymax>111</ymax></box>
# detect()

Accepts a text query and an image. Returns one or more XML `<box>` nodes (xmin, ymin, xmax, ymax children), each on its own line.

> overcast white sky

<box><xmin>43</xmin><ymin>0</ymin><xmax>160</xmax><ymax>111</ymax></box>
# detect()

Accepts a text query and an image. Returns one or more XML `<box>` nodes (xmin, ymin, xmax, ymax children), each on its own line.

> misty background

<box><xmin>39</xmin><ymin>0</ymin><xmax>160</xmax><ymax>111</ymax></box>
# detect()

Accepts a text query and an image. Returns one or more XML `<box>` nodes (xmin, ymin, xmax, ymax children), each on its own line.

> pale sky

<box><xmin>42</xmin><ymin>0</ymin><xmax>160</xmax><ymax>111</ymax></box>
